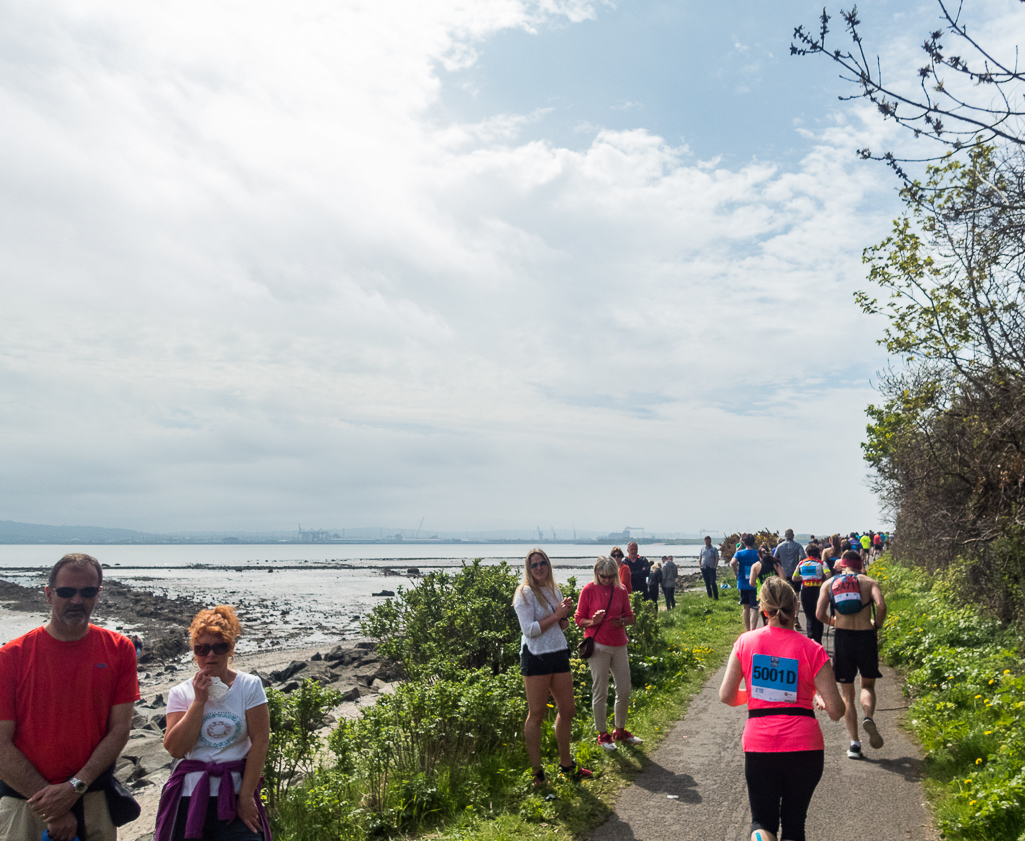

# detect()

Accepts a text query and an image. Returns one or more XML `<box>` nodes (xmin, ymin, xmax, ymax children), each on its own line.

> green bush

<box><xmin>361</xmin><ymin>559</ymin><xmax>521</xmax><ymax>677</ymax></box>
<box><xmin>265</xmin><ymin>679</ymin><xmax>342</xmax><ymax>811</ymax></box>
<box><xmin>876</xmin><ymin>556</ymin><xmax>1025</xmax><ymax>841</ymax></box>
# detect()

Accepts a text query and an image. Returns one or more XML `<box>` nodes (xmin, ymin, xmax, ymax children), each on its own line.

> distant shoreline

<box><xmin>0</xmin><ymin>537</ymin><xmax>709</xmax><ymax>546</ymax></box>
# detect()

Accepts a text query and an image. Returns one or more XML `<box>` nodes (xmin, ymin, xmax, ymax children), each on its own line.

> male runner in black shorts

<box><xmin>815</xmin><ymin>551</ymin><xmax>887</xmax><ymax>759</ymax></box>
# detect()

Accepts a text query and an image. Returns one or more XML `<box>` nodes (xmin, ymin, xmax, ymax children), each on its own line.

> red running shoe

<box><xmin>613</xmin><ymin>728</ymin><xmax>643</xmax><ymax>745</ymax></box>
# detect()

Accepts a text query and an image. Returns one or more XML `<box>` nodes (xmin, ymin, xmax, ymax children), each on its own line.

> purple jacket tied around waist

<box><xmin>154</xmin><ymin>758</ymin><xmax>270</xmax><ymax>841</ymax></box>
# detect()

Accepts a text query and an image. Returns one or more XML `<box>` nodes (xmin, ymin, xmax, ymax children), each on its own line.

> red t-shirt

<box><xmin>732</xmin><ymin>625</ymin><xmax>829</xmax><ymax>753</ymax></box>
<box><xmin>618</xmin><ymin>564</ymin><xmax>632</xmax><ymax>593</ymax></box>
<box><xmin>575</xmin><ymin>582</ymin><xmax>633</xmax><ymax>647</ymax></box>
<box><xmin>0</xmin><ymin>625</ymin><xmax>140</xmax><ymax>783</ymax></box>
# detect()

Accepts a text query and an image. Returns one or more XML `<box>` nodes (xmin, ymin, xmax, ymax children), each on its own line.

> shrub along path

<box><xmin>587</xmin><ymin>658</ymin><xmax>937</xmax><ymax>841</ymax></box>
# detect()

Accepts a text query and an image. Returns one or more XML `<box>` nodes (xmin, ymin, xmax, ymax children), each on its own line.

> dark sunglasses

<box><xmin>194</xmin><ymin>642</ymin><xmax>231</xmax><ymax>656</ymax></box>
<box><xmin>529</xmin><ymin>559</ymin><xmax>549</xmax><ymax>570</ymax></box>
<box><xmin>54</xmin><ymin>586</ymin><xmax>100</xmax><ymax>599</ymax></box>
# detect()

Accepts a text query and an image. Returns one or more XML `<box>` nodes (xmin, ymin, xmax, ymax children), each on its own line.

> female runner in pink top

<box><xmin>719</xmin><ymin>577</ymin><xmax>845</xmax><ymax>841</ymax></box>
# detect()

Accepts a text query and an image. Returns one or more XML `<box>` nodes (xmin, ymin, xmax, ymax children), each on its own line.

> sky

<box><xmin>1</xmin><ymin>0</ymin><xmax>1021</xmax><ymax>536</ymax></box>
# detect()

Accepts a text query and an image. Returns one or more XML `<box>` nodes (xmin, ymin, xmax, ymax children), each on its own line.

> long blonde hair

<box><xmin>517</xmin><ymin>547</ymin><xmax>560</xmax><ymax>607</ymax></box>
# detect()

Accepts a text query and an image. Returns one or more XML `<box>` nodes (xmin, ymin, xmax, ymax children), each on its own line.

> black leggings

<box><xmin>800</xmin><ymin>586</ymin><xmax>824</xmax><ymax>644</ymax></box>
<box><xmin>744</xmin><ymin>750</ymin><xmax>823</xmax><ymax>841</ymax></box>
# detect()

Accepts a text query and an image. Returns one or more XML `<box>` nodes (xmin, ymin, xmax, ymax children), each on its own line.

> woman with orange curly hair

<box><xmin>155</xmin><ymin>606</ymin><xmax>270</xmax><ymax>841</ymax></box>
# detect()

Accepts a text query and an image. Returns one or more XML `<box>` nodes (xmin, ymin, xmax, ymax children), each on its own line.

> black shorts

<box><xmin>520</xmin><ymin>646</ymin><xmax>571</xmax><ymax>676</ymax></box>
<box><xmin>739</xmin><ymin>589</ymin><xmax>758</xmax><ymax>607</ymax></box>
<box><xmin>833</xmin><ymin>628</ymin><xmax>882</xmax><ymax>683</ymax></box>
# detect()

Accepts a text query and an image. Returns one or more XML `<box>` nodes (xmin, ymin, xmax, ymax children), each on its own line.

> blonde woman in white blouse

<box><xmin>513</xmin><ymin>548</ymin><xmax>593</xmax><ymax>785</ymax></box>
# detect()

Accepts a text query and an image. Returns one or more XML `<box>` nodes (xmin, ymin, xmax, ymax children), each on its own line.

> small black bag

<box><xmin>102</xmin><ymin>771</ymin><xmax>142</xmax><ymax>827</ymax></box>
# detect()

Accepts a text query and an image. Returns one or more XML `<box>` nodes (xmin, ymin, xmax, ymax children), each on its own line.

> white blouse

<box><xmin>513</xmin><ymin>585</ymin><xmax>569</xmax><ymax>655</ymax></box>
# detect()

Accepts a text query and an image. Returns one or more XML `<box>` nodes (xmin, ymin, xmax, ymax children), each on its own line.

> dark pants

<box><xmin>170</xmin><ymin>797</ymin><xmax>265</xmax><ymax>841</ymax></box>
<box><xmin>800</xmin><ymin>586</ymin><xmax>823</xmax><ymax>643</ymax></box>
<box><xmin>663</xmin><ymin>586</ymin><xmax>677</xmax><ymax>609</ymax></box>
<box><xmin>701</xmin><ymin>567</ymin><xmax>718</xmax><ymax>599</ymax></box>
<box><xmin>744</xmin><ymin>750</ymin><xmax>824</xmax><ymax>841</ymax></box>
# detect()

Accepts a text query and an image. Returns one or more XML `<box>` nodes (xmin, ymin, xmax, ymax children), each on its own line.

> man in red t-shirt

<box><xmin>0</xmin><ymin>553</ymin><xmax>140</xmax><ymax>841</ymax></box>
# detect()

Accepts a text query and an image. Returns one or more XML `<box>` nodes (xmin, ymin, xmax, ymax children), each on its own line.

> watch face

<box><xmin>71</xmin><ymin>778</ymin><xmax>87</xmax><ymax>793</ymax></box>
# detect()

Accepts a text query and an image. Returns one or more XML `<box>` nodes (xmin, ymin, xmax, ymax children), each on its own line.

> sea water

<box><xmin>0</xmin><ymin>543</ymin><xmax>701</xmax><ymax>648</ymax></box>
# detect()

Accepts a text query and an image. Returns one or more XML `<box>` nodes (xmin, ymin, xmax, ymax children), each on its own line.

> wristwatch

<box><xmin>69</xmin><ymin>777</ymin><xmax>88</xmax><ymax>795</ymax></box>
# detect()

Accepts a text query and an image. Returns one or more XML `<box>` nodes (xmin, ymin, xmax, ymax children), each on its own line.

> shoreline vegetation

<box><xmin>265</xmin><ymin>561</ymin><xmax>743</xmax><ymax>841</ymax></box>
<box><xmin>875</xmin><ymin>555</ymin><xmax>1025</xmax><ymax>841</ymax></box>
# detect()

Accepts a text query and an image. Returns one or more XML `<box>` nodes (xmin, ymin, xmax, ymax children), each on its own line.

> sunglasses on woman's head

<box><xmin>53</xmin><ymin>587</ymin><xmax>100</xmax><ymax>599</ymax></box>
<box><xmin>598</xmin><ymin>573</ymin><xmax>616</xmax><ymax>580</ymax></box>
<box><xmin>194</xmin><ymin>642</ymin><xmax>231</xmax><ymax>656</ymax></box>
<box><xmin>530</xmin><ymin>560</ymin><xmax>549</xmax><ymax>570</ymax></box>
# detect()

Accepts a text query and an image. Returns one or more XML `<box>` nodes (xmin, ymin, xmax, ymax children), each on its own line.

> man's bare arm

<box><xmin>0</xmin><ymin>719</ymin><xmax>51</xmax><ymax>798</ymax></box>
<box><xmin>870</xmin><ymin>579</ymin><xmax>887</xmax><ymax>629</ymax></box>
<box><xmin>815</xmin><ymin>583</ymin><xmax>831</xmax><ymax>626</ymax></box>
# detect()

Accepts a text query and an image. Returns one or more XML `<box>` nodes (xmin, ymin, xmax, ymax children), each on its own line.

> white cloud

<box><xmin>0</xmin><ymin>0</ymin><xmax>910</xmax><ymax>533</ymax></box>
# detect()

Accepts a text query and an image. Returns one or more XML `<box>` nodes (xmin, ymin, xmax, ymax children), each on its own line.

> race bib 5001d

<box><xmin>750</xmin><ymin>654</ymin><xmax>799</xmax><ymax>703</ymax></box>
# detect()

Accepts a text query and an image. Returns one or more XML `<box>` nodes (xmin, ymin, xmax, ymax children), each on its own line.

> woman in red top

<box><xmin>719</xmin><ymin>577</ymin><xmax>845</xmax><ymax>841</ymax></box>
<box><xmin>575</xmin><ymin>556</ymin><xmax>640</xmax><ymax>751</ymax></box>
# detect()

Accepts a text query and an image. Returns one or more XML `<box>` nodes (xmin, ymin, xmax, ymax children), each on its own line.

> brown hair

<box><xmin>189</xmin><ymin>605</ymin><xmax>242</xmax><ymax>647</ymax></box>
<box><xmin>758</xmin><ymin>577</ymin><xmax>797</xmax><ymax>627</ymax></box>
<box><xmin>49</xmin><ymin>553</ymin><xmax>103</xmax><ymax>587</ymax></box>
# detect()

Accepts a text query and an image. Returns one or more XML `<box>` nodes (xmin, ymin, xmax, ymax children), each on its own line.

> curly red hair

<box><xmin>188</xmin><ymin>604</ymin><xmax>242</xmax><ymax>647</ymax></box>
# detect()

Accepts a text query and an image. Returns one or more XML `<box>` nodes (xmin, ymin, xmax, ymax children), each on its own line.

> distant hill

<box><xmin>0</xmin><ymin>520</ymin><xmax>165</xmax><ymax>544</ymax></box>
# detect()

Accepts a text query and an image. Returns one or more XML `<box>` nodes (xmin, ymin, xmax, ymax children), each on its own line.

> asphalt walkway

<box><xmin>588</xmin><ymin>654</ymin><xmax>937</xmax><ymax>841</ymax></box>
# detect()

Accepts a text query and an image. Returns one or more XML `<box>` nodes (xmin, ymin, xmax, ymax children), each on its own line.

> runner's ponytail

<box><xmin>758</xmin><ymin>576</ymin><xmax>798</xmax><ymax>627</ymax></box>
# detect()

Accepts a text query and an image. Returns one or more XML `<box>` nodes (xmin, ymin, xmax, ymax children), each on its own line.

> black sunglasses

<box><xmin>194</xmin><ymin>642</ymin><xmax>231</xmax><ymax>656</ymax></box>
<box><xmin>54</xmin><ymin>586</ymin><xmax>100</xmax><ymax>599</ymax></box>
<box><xmin>529</xmin><ymin>559</ymin><xmax>549</xmax><ymax>570</ymax></box>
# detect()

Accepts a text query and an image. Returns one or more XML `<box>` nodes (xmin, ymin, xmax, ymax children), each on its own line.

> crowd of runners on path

<box><xmin>0</xmin><ymin>532</ymin><xmax>889</xmax><ymax>841</ymax></box>
<box><xmin>514</xmin><ymin>530</ymin><xmax>891</xmax><ymax>841</ymax></box>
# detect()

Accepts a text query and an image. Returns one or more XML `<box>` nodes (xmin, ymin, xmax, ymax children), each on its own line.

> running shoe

<box><xmin>559</xmin><ymin>762</ymin><xmax>594</xmax><ymax>780</ymax></box>
<box><xmin>847</xmin><ymin>742</ymin><xmax>863</xmax><ymax>759</ymax></box>
<box><xmin>598</xmin><ymin>731</ymin><xmax>617</xmax><ymax>751</ymax></box>
<box><xmin>613</xmin><ymin>728</ymin><xmax>643</xmax><ymax>745</ymax></box>
<box><xmin>863</xmin><ymin>717</ymin><xmax>884</xmax><ymax>749</ymax></box>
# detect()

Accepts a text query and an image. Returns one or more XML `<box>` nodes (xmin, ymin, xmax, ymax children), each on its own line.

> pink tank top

<box><xmin>732</xmin><ymin>625</ymin><xmax>829</xmax><ymax>752</ymax></box>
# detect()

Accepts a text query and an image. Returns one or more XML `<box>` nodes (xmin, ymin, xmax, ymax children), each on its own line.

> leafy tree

<box><xmin>856</xmin><ymin>146</ymin><xmax>1025</xmax><ymax>623</ymax></box>
<box><xmin>792</xmin><ymin>1</ymin><xmax>1025</xmax><ymax>626</ymax></box>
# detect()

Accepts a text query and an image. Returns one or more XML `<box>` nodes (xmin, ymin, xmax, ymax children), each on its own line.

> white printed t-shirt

<box><xmin>167</xmin><ymin>670</ymin><xmax>268</xmax><ymax>796</ymax></box>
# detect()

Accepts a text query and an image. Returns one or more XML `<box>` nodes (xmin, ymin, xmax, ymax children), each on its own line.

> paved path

<box><xmin>589</xmin><ymin>656</ymin><xmax>937</xmax><ymax>841</ymax></box>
